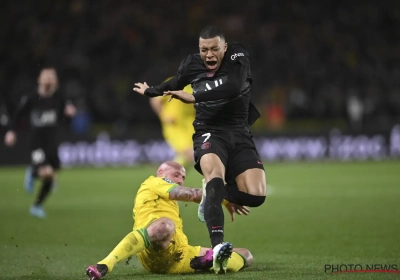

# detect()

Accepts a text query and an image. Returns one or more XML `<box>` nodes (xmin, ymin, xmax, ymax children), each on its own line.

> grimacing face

<box><xmin>199</xmin><ymin>36</ymin><xmax>227</xmax><ymax>72</ymax></box>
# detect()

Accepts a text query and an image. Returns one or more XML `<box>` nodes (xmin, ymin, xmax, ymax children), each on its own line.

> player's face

<box><xmin>199</xmin><ymin>36</ymin><xmax>227</xmax><ymax>72</ymax></box>
<box><xmin>38</xmin><ymin>69</ymin><xmax>58</xmax><ymax>97</ymax></box>
<box><xmin>164</xmin><ymin>166</ymin><xmax>186</xmax><ymax>186</ymax></box>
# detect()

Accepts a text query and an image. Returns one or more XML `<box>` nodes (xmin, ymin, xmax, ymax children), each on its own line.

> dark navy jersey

<box><xmin>9</xmin><ymin>91</ymin><xmax>69</xmax><ymax>149</ymax></box>
<box><xmin>145</xmin><ymin>42</ymin><xmax>260</xmax><ymax>131</ymax></box>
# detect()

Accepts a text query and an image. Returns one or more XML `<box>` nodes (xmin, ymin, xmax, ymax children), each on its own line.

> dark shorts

<box><xmin>193</xmin><ymin>129</ymin><xmax>264</xmax><ymax>182</ymax></box>
<box><xmin>30</xmin><ymin>147</ymin><xmax>60</xmax><ymax>177</ymax></box>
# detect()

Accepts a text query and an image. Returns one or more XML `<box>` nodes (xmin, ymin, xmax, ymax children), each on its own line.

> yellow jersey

<box><xmin>160</xmin><ymin>84</ymin><xmax>195</xmax><ymax>124</ymax></box>
<box><xmin>134</xmin><ymin>176</ymin><xmax>199</xmax><ymax>274</ymax></box>
<box><xmin>133</xmin><ymin>176</ymin><xmax>182</xmax><ymax>231</ymax></box>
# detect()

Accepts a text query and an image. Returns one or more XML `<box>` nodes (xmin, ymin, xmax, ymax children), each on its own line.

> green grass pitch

<box><xmin>1</xmin><ymin>161</ymin><xmax>400</xmax><ymax>280</ymax></box>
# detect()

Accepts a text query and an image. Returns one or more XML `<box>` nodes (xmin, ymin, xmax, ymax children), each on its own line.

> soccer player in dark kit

<box><xmin>133</xmin><ymin>26</ymin><xmax>267</xmax><ymax>274</ymax></box>
<box><xmin>4</xmin><ymin>67</ymin><xmax>76</xmax><ymax>218</ymax></box>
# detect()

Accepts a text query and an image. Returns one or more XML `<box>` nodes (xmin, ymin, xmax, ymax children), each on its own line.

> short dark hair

<box><xmin>199</xmin><ymin>26</ymin><xmax>225</xmax><ymax>41</ymax></box>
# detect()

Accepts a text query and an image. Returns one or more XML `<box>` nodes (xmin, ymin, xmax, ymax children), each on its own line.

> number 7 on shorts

<box><xmin>202</xmin><ymin>133</ymin><xmax>211</xmax><ymax>143</ymax></box>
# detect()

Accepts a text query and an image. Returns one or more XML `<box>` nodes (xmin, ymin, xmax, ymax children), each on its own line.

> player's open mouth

<box><xmin>206</xmin><ymin>61</ymin><xmax>218</xmax><ymax>70</ymax></box>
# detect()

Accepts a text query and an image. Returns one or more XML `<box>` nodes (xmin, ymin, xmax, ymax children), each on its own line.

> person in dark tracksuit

<box><xmin>4</xmin><ymin>67</ymin><xmax>76</xmax><ymax>218</ymax></box>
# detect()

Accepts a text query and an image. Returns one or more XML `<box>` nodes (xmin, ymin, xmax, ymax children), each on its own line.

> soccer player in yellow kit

<box><xmin>149</xmin><ymin>79</ymin><xmax>195</xmax><ymax>168</ymax></box>
<box><xmin>86</xmin><ymin>161</ymin><xmax>253</xmax><ymax>279</ymax></box>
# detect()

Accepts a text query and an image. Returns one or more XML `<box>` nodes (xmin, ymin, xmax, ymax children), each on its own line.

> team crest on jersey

<box><xmin>201</xmin><ymin>142</ymin><xmax>211</xmax><ymax>150</ymax></box>
<box><xmin>162</xmin><ymin>178</ymin><xmax>174</xmax><ymax>184</ymax></box>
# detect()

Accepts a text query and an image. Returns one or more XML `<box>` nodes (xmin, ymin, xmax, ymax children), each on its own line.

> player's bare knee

<box><xmin>38</xmin><ymin>166</ymin><xmax>54</xmax><ymax>180</ymax></box>
<box><xmin>244</xmin><ymin>250</ymin><xmax>253</xmax><ymax>267</ymax></box>
<box><xmin>232</xmin><ymin>171</ymin><xmax>266</xmax><ymax>207</ymax></box>
<box><xmin>147</xmin><ymin>217</ymin><xmax>175</xmax><ymax>243</ymax></box>
<box><xmin>236</xmin><ymin>168</ymin><xmax>266</xmax><ymax>196</ymax></box>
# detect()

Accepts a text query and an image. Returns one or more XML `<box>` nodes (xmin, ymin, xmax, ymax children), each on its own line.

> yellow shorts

<box><xmin>162</xmin><ymin>122</ymin><xmax>194</xmax><ymax>153</ymax></box>
<box><xmin>136</xmin><ymin>230</ymin><xmax>201</xmax><ymax>274</ymax></box>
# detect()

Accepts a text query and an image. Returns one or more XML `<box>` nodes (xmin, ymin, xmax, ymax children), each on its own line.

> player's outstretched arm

<box><xmin>134</xmin><ymin>77</ymin><xmax>185</xmax><ymax>98</ymax></box>
<box><xmin>133</xmin><ymin>82</ymin><xmax>150</xmax><ymax>95</ymax></box>
<box><xmin>5</xmin><ymin>95</ymin><xmax>33</xmax><ymax>146</ymax></box>
<box><xmin>163</xmin><ymin>90</ymin><xmax>195</xmax><ymax>104</ymax></box>
<box><xmin>169</xmin><ymin>186</ymin><xmax>202</xmax><ymax>203</ymax></box>
<box><xmin>192</xmin><ymin>63</ymin><xmax>247</xmax><ymax>103</ymax></box>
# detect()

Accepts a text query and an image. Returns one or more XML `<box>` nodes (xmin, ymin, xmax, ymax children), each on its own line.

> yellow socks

<box><xmin>98</xmin><ymin>228</ymin><xmax>150</xmax><ymax>272</ymax></box>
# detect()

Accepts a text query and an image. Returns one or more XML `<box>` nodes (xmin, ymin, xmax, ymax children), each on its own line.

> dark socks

<box><xmin>35</xmin><ymin>178</ymin><xmax>53</xmax><ymax>206</ymax></box>
<box><xmin>226</xmin><ymin>182</ymin><xmax>266</xmax><ymax>207</ymax></box>
<box><xmin>96</xmin><ymin>264</ymin><xmax>108</xmax><ymax>276</ymax></box>
<box><xmin>204</xmin><ymin>177</ymin><xmax>225</xmax><ymax>248</ymax></box>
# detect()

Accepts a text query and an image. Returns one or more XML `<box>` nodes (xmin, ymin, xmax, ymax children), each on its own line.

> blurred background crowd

<box><xmin>1</xmin><ymin>0</ymin><xmax>399</xmax><ymax>137</ymax></box>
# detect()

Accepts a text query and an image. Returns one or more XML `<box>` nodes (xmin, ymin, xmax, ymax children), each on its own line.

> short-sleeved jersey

<box><xmin>133</xmin><ymin>176</ymin><xmax>182</xmax><ymax>230</ymax></box>
<box><xmin>178</xmin><ymin>42</ymin><xmax>252</xmax><ymax>131</ymax></box>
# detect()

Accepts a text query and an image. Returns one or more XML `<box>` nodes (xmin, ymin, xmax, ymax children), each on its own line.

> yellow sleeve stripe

<box><xmin>167</xmin><ymin>184</ymin><xmax>178</xmax><ymax>193</ymax></box>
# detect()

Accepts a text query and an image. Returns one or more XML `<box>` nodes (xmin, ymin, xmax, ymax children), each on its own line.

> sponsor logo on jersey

<box><xmin>203</xmin><ymin>79</ymin><xmax>224</xmax><ymax>91</ymax></box>
<box><xmin>162</xmin><ymin>178</ymin><xmax>174</xmax><ymax>184</ymax></box>
<box><xmin>231</xmin><ymin>53</ymin><xmax>244</xmax><ymax>60</ymax></box>
<box><xmin>31</xmin><ymin>109</ymin><xmax>57</xmax><ymax>126</ymax></box>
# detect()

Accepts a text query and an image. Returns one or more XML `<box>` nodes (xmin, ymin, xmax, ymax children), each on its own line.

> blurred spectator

<box><xmin>346</xmin><ymin>93</ymin><xmax>364</xmax><ymax>131</ymax></box>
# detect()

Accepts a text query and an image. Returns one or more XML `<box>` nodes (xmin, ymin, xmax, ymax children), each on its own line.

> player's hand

<box><xmin>4</xmin><ymin>131</ymin><xmax>16</xmax><ymax>147</ymax></box>
<box><xmin>64</xmin><ymin>104</ymin><xmax>77</xmax><ymax>117</ymax></box>
<box><xmin>224</xmin><ymin>202</ymin><xmax>250</xmax><ymax>222</ymax></box>
<box><xmin>133</xmin><ymin>82</ymin><xmax>150</xmax><ymax>95</ymax></box>
<box><xmin>163</xmin><ymin>90</ymin><xmax>195</xmax><ymax>104</ymax></box>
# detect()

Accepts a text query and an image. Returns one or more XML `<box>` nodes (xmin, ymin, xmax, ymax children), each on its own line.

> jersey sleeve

<box><xmin>8</xmin><ymin>95</ymin><xmax>33</xmax><ymax>130</ymax></box>
<box><xmin>193</xmin><ymin>43</ymin><xmax>251</xmax><ymax>103</ymax></box>
<box><xmin>148</xmin><ymin>177</ymin><xmax>178</xmax><ymax>199</ymax></box>
<box><xmin>144</xmin><ymin>55</ymin><xmax>192</xmax><ymax>98</ymax></box>
<box><xmin>228</xmin><ymin>43</ymin><xmax>250</xmax><ymax>68</ymax></box>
